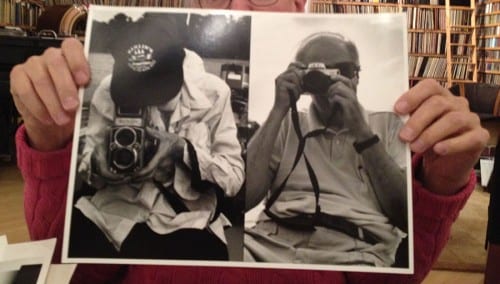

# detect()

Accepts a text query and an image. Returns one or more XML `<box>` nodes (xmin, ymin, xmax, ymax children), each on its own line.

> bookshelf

<box><xmin>0</xmin><ymin>0</ymin><xmax>184</xmax><ymax>34</ymax></box>
<box><xmin>0</xmin><ymin>0</ymin><xmax>44</xmax><ymax>31</ymax></box>
<box><xmin>477</xmin><ymin>0</ymin><xmax>500</xmax><ymax>84</ymax></box>
<box><xmin>309</xmin><ymin>0</ymin><xmax>477</xmax><ymax>88</ymax></box>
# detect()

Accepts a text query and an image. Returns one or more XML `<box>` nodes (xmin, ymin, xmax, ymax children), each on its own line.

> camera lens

<box><xmin>112</xmin><ymin>148</ymin><xmax>136</xmax><ymax>170</ymax></box>
<box><xmin>302</xmin><ymin>70</ymin><xmax>334</xmax><ymax>94</ymax></box>
<box><xmin>114</xmin><ymin>127</ymin><xmax>137</xmax><ymax>147</ymax></box>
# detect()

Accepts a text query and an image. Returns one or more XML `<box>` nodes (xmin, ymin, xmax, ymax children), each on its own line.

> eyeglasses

<box><xmin>303</xmin><ymin>62</ymin><xmax>360</xmax><ymax>79</ymax></box>
<box><xmin>193</xmin><ymin>0</ymin><xmax>279</xmax><ymax>8</ymax></box>
<box><xmin>328</xmin><ymin>62</ymin><xmax>360</xmax><ymax>79</ymax></box>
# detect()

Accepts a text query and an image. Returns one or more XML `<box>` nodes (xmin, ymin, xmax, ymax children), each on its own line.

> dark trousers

<box><xmin>68</xmin><ymin>208</ymin><xmax>228</xmax><ymax>260</ymax></box>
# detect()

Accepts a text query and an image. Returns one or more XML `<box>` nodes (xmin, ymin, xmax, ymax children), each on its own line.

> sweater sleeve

<box><xmin>346</xmin><ymin>153</ymin><xmax>476</xmax><ymax>284</ymax></box>
<box><xmin>15</xmin><ymin>125</ymin><xmax>124</xmax><ymax>283</ymax></box>
<box><xmin>16</xmin><ymin>124</ymin><xmax>72</xmax><ymax>258</ymax></box>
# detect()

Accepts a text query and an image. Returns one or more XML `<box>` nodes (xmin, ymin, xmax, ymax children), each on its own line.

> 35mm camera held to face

<box><xmin>301</xmin><ymin>62</ymin><xmax>341</xmax><ymax>95</ymax></box>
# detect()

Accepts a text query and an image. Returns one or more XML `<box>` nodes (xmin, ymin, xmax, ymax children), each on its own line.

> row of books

<box><xmin>406</xmin><ymin>7</ymin><xmax>446</xmax><ymax>30</ymax></box>
<box><xmin>408</xmin><ymin>34</ymin><xmax>473</xmax><ymax>55</ymax></box>
<box><xmin>479</xmin><ymin>73</ymin><xmax>500</xmax><ymax>84</ymax></box>
<box><xmin>41</xmin><ymin>0</ymin><xmax>73</xmax><ymax>5</ymax></box>
<box><xmin>451</xmin><ymin>58</ymin><xmax>474</xmax><ymax>80</ymax></box>
<box><xmin>331</xmin><ymin>0</ymin><xmax>442</xmax><ymax>4</ymax></box>
<box><xmin>312</xmin><ymin>3</ymin><xmax>471</xmax><ymax>31</ymax></box>
<box><xmin>331</xmin><ymin>5</ymin><xmax>378</xmax><ymax>13</ymax></box>
<box><xmin>479</xmin><ymin>61</ymin><xmax>500</xmax><ymax>72</ymax></box>
<box><xmin>408</xmin><ymin>32</ymin><xmax>446</xmax><ymax>54</ymax></box>
<box><xmin>483</xmin><ymin>50</ymin><xmax>500</xmax><ymax>58</ymax></box>
<box><xmin>409</xmin><ymin>56</ymin><xmax>447</xmax><ymax>79</ymax></box>
<box><xmin>40</xmin><ymin>0</ymin><xmax>183</xmax><ymax>6</ymax></box>
<box><xmin>451</xmin><ymin>45</ymin><xmax>474</xmax><ymax>57</ymax></box>
<box><xmin>450</xmin><ymin>33</ymin><xmax>472</xmax><ymax>45</ymax></box>
<box><xmin>482</xmin><ymin>2</ymin><xmax>500</xmax><ymax>14</ymax></box>
<box><xmin>310</xmin><ymin>3</ymin><xmax>336</xmax><ymax>13</ymax></box>
<box><xmin>449</xmin><ymin>9</ymin><xmax>472</xmax><ymax>26</ymax></box>
<box><xmin>479</xmin><ymin>38</ymin><xmax>500</xmax><ymax>48</ymax></box>
<box><xmin>76</xmin><ymin>0</ymin><xmax>183</xmax><ymax>6</ymax></box>
<box><xmin>0</xmin><ymin>0</ymin><xmax>43</xmax><ymax>27</ymax></box>
<box><xmin>477</xmin><ymin>13</ymin><xmax>500</xmax><ymax>25</ymax></box>
<box><xmin>478</xmin><ymin>26</ymin><xmax>500</xmax><ymax>36</ymax></box>
<box><xmin>409</xmin><ymin>57</ymin><xmax>474</xmax><ymax>80</ymax></box>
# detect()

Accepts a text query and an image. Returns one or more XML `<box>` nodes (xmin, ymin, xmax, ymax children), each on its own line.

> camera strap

<box><xmin>186</xmin><ymin>139</ymin><xmax>224</xmax><ymax>224</ymax></box>
<box><xmin>154</xmin><ymin>180</ymin><xmax>189</xmax><ymax>214</ymax></box>
<box><xmin>152</xmin><ymin>139</ymin><xmax>224</xmax><ymax>224</ymax></box>
<box><xmin>262</xmin><ymin>93</ymin><xmax>379</xmax><ymax>244</ymax></box>
<box><xmin>264</xmin><ymin>92</ymin><xmax>325</xmax><ymax>229</ymax></box>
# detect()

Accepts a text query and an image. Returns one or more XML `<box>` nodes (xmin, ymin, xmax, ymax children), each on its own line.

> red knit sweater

<box><xmin>16</xmin><ymin>125</ymin><xmax>475</xmax><ymax>284</ymax></box>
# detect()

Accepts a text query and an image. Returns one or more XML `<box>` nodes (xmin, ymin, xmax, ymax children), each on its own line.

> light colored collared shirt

<box><xmin>76</xmin><ymin>49</ymin><xmax>244</xmax><ymax>251</ymax></box>
<box><xmin>249</xmin><ymin>104</ymin><xmax>407</xmax><ymax>266</ymax></box>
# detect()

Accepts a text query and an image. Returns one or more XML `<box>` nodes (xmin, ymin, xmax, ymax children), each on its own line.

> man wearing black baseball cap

<box><xmin>73</xmin><ymin>12</ymin><xmax>245</xmax><ymax>260</ymax></box>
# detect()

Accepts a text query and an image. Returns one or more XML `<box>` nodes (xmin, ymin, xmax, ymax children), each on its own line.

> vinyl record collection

<box><xmin>477</xmin><ymin>0</ymin><xmax>500</xmax><ymax>84</ymax></box>
<box><xmin>1</xmin><ymin>0</ymin><xmax>184</xmax><ymax>30</ymax></box>
<box><xmin>42</xmin><ymin>0</ymin><xmax>183</xmax><ymax>5</ymax></box>
<box><xmin>0</xmin><ymin>0</ymin><xmax>43</xmax><ymax>28</ymax></box>
<box><xmin>309</xmin><ymin>0</ymin><xmax>481</xmax><ymax>86</ymax></box>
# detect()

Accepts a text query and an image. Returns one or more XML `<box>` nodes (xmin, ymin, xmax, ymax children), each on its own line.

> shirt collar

<box><xmin>304</xmin><ymin>103</ymin><xmax>369</xmax><ymax>136</ymax></box>
<box><xmin>169</xmin><ymin>48</ymin><xmax>212</xmax><ymax>125</ymax></box>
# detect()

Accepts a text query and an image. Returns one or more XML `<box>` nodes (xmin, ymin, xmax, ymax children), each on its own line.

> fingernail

<box><xmin>411</xmin><ymin>139</ymin><xmax>427</xmax><ymax>153</ymax></box>
<box><xmin>75</xmin><ymin>71</ymin><xmax>88</xmax><ymax>85</ymax></box>
<box><xmin>63</xmin><ymin>97</ymin><xmax>79</xmax><ymax>110</ymax></box>
<box><xmin>395</xmin><ymin>100</ymin><xmax>409</xmax><ymax>113</ymax></box>
<box><xmin>400</xmin><ymin>126</ymin><xmax>415</xmax><ymax>141</ymax></box>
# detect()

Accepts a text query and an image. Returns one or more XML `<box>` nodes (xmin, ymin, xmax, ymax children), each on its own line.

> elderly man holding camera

<box><xmin>245</xmin><ymin>32</ymin><xmax>410</xmax><ymax>266</ymax></box>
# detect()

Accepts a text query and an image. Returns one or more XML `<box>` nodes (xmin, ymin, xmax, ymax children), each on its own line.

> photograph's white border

<box><xmin>63</xmin><ymin>5</ymin><xmax>413</xmax><ymax>275</ymax></box>
<box><xmin>0</xmin><ymin>237</ymin><xmax>56</xmax><ymax>284</ymax></box>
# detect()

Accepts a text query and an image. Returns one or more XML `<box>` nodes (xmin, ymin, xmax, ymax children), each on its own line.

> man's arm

<box><xmin>245</xmin><ymin>107</ymin><xmax>288</xmax><ymax>210</ymax></box>
<box><xmin>327</xmin><ymin>78</ymin><xmax>407</xmax><ymax>230</ymax></box>
<box><xmin>353</xmin><ymin>120</ymin><xmax>408</xmax><ymax>231</ymax></box>
<box><xmin>245</xmin><ymin>64</ymin><xmax>304</xmax><ymax>210</ymax></box>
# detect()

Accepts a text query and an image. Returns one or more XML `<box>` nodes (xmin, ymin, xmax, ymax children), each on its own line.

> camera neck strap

<box><xmin>154</xmin><ymin>139</ymin><xmax>224</xmax><ymax>224</ymax></box>
<box><xmin>264</xmin><ymin>92</ymin><xmax>326</xmax><ymax>223</ymax></box>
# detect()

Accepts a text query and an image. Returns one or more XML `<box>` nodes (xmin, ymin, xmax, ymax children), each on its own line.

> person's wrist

<box><xmin>25</xmin><ymin>122</ymin><xmax>73</xmax><ymax>152</ymax></box>
<box><xmin>353</xmin><ymin>134</ymin><xmax>380</xmax><ymax>154</ymax></box>
<box><xmin>419</xmin><ymin>156</ymin><xmax>472</xmax><ymax>195</ymax></box>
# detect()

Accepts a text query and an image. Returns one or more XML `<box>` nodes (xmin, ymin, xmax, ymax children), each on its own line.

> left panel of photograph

<box><xmin>62</xmin><ymin>5</ymin><xmax>249</xmax><ymax>266</ymax></box>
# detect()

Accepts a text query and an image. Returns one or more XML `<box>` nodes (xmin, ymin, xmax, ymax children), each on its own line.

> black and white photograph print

<box><xmin>63</xmin><ymin>6</ymin><xmax>413</xmax><ymax>273</ymax></box>
<box><xmin>243</xmin><ymin>13</ymin><xmax>413</xmax><ymax>274</ymax></box>
<box><xmin>63</xmin><ymin>6</ymin><xmax>249</xmax><ymax>265</ymax></box>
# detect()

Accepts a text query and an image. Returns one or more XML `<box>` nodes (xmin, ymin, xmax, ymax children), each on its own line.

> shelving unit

<box><xmin>309</xmin><ymin>0</ymin><xmax>477</xmax><ymax>88</ymax></box>
<box><xmin>0</xmin><ymin>0</ymin><xmax>44</xmax><ymax>30</ymax></box>
<box><xmin>1</xmin><ymin>0</ymin><xmax>184</xmax><ymax>34</ymax></box>
<box><xmin>477</xmin><ymin>0</ymin><xmax>500</xmax><ymax>84</ymax></box>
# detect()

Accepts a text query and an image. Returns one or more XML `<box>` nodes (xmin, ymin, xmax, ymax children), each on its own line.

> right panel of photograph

<box><xmin>243</xmin><ymin>12</ymin><xmax>413</xmax><ymax>274</ymax></box>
